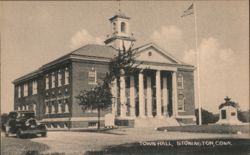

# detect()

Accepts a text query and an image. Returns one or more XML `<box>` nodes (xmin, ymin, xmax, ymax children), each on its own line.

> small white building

<box><xmin>217</xmin><ymin>97</ymin><xmax>242</xmax><ymax>125</ymax></box>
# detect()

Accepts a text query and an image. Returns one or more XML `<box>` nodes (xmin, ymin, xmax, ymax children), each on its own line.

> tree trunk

<box><xmin>97</xmin><ymin>107</ymin><xmax>100</xmax><ymax>130</ymax></box>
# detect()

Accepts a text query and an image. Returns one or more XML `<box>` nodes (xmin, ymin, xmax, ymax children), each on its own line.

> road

<box><xmin>1</xmin><ymin>128</ymin><xmax>249</xmax><ymax>154</ymax></box>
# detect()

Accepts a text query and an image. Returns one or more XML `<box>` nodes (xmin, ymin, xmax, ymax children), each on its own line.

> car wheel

<box><xmin>5</xmin><ymin>126</ymin><xmax>10</xmax><ymax>137</ymax></box>
<box><xmin>41</xmin><ymin>132</ymin><xmax>47</xmax><ymax>137</ymax></box>
<box><xmin>16</xmin><ymin>129</ymin><xmax>23</xmax><ymax>138</ymax></box>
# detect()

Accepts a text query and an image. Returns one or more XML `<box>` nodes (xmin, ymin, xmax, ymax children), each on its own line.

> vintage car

<box><xmin>4</xmin><ymin>110</ymin><xmax>47</xmax><ymax>138</ymax></box>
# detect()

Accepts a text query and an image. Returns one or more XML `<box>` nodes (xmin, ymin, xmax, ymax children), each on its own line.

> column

<box><xmin>162</xmin><ymin>77</ymin><xmax>169</xmax><ymax>116</ymax></box>
<box><xmin>146</xmin><ymin>76</ymin><xmax>153</xmax><ymax>117</ymax></box>
<box><xmin>120</xmin><ymin>74</ymin><xmax>127</xmax><ymax>118</ymax></box>
<box><xmin>130</xmin><ymin>75</ymin><xmax>136</xmax><ymax>117</ymax></box>
<box><xmin>156</xmin><ymin>70</ymin><xmax>162</xmax><ymax>117</ymax></box>
<box><xmin>139</xmin><ymin>72</ymin><xmax>145</xmax><ymax>117</ymax></box>
<box><xmin>111</xmin><ymin>79</ymin><xmax>118</xmax><ymax>116</ymax></box>
<box><xmin>172</xmin><ymin>72</ymin><xmax>178</xmax><ymax>117</ymax></box>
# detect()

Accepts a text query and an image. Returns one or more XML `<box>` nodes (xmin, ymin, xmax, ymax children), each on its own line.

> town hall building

<box><xmin>13</xmin><ymin>11</ymin><xmax>196</xmax><ymax>129</ymax></box>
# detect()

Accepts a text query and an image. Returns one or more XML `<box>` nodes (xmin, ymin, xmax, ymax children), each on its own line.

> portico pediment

<box><xmin>134</xmin><ymin>42</ymin><xmax>181</xmax><ymax>64</ymax></box>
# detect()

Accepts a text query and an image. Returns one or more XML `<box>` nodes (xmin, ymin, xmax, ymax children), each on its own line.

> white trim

<box><xmin>70</xmin><ymin>55</ymin><xmax>110</xmax><ymax>63</ymax></box>
<box><xmin>139</xmin><ymin>64</ymin><xmax>177</xmax><ymax>71</ymax></box>
<box><xmin>45</xmin><ymin>74</ymin><xmax>49</xmax><ymax>90</ymax></box>
<box><xmin>23</xmin><ymin>84</ymin><xmax>28</xmax><ymax>97</ymax></box>
<box><xmin>71</xmin><ymin>117</ymin><xmax>105</xmax><ymax>121</ymax></box>
<box><xmin>58</xmin><ymin>71</ymin><xmax>62</xmax><ymax>87</ymax></box>
<box><xmin>18</xmin><ymin>86</ymin><xmax>21</xmax><ymax>98</ymax></box>
<box><xmin>135</xmin><ymin>42</ymin><xmax>182</xmax><ymax>64</ymax></box>
<box><xmin>51</xmin><ymin>72</ymin><xmax>55</xmax><ymax>88</ymax></box>
<box><xmin>32</xmin><ymin>80</ymin><xmax>38</xmax><ymax>95</ymax></box>
<box><xmin>42</xmin><ymin>117</ymin><xmax>70</xmax><ymax>122</ymax></box>
<box><xmin>177</xmin><ymin>73</ymin><xmax>184</xmax><ymax>89</ymax></box>
<box><xmin>88</xmin><ymin>68</ymin><xmax>97</xmax><ymax>85</ymax></box>
<box><xmin>65</xmin><ymin>68</ymin><xmax>70</xmax><ymax>85</ymax></box>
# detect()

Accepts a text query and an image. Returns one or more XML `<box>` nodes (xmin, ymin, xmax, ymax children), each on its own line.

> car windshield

<box><xmin>17</xmin><ymin>112</ymin><xmax>35</xmax><ymax>118</ymax></box>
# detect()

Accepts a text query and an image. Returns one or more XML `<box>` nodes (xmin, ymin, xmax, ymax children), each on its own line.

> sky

<box><xmin>1</xmin><ymin>1</ymin><xmax>249</xmax><ymax>114</ymax></box>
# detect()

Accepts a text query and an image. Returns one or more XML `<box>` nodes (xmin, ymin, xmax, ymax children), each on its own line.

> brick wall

<box><xmin>71</xmin><ymin>60</ymin><xmax>112</xmax><ymax>118</ymax></box>
<box><xmin>177</xmin><ymin>69</ymin><xmax>195</xmax><ymax>116</ymax></box>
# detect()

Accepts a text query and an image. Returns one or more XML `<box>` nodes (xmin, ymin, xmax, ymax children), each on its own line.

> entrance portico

<box><xmin>112</xmin><ymin>68</ymin><xmax>178</xmax><ymax>120</ymax></box>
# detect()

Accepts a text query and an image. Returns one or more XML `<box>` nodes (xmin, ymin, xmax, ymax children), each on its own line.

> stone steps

<box><xmin>134</xmin><ymin>117</ymin><xmax>180</xmax><ymax>128</ymax></box>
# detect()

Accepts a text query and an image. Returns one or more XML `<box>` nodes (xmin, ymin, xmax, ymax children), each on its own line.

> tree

<box><xmin>1</xmin><ymin>113</ymin><xmax>9</xmax><ymax>131</ymax></box>
<box><xmin>76</xmin><ymin>43</ymin><xmax>141</xmax><ymax>130</ymax></box>
<box><xmin>107</xmin><ymin>43</ymin><xmax>141</xmax><ymax>83</ymax></box>
<box><xmin>76</xmin><ymin>77</ymin><xmax>112</xmax><ymax>130</ymax></box>
<box><xmin>195</xmin><ymin>108</ymin><xmax>219</xmax><ymax>125</ymax></box>
<box><xmin>238</xmin><ymin>110</ymin><xmax>250</xmax><ymax>122</ymax></box>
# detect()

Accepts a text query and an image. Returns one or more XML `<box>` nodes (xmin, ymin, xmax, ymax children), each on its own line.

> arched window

<box><xmin>121</xmin><ymin>22</ymin><xmax>126</xmax><ymax>33</ymax></box>
<box><xmin>178</xmin><ymin>94</ymin><xmax>185</xmax><ymax>111</ymax></box>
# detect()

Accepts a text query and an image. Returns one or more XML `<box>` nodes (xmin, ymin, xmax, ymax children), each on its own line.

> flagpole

<box><xmin>193</xmin><ymin>2</ymin><xmax>202</xmax><ymax>125</ymax></box>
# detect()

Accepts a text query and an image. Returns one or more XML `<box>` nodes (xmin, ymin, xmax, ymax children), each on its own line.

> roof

<box><xmin>133</xmin><ymin>42</ymin><xmax>194</xmax><ymax>68</ymax></box>
<box><xmin>13</xmin><ymin>43</ymin><xmax>194</xmax><ymax>84</ymax></box>
<box><xmin>13</xmin><ymin>44</ymin><xmax>117</xmax><ymax>84</ymax></box>
<box><xmin>70</xmin><ymin>44</ymin><xmax>118</xmax><ymax>59</ymax></box>
<box><xmin>109</xmin><ymin>11</ymin><xmax>130</xmax><ymax>21</ymax></box>
<box><xmin>12</xmin><ymin>69</ymin><xmax>42</xmax><ymax>84</ymax></box>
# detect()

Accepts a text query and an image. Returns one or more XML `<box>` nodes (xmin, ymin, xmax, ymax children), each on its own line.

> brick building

<box><xmin>13</xmin><ymin>12</ymin><xmax>196</xmax><ymax>129</ymax></box>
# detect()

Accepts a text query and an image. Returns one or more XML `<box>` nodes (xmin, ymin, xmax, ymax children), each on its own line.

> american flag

<box><xmin>181</xmin><ymin>4</ymin><xmax>194</xmax><ymax>17</ymax></box>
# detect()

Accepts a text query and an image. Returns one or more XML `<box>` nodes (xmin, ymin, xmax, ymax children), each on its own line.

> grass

<box><xmin>157</xmin><ymin>124</ymin><xmax>250</xmax><ymax>134</ymax></box>
<box><xmin>1</xmin><ymin>136</ymin><xmax>49</xmax><ymax>155</ymax></box>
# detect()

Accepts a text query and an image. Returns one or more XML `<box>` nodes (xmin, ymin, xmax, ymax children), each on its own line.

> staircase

<box><xmin>134</xmin><ymin>117</ymin><xmax>180</xmax><ymax>128</ymax></box>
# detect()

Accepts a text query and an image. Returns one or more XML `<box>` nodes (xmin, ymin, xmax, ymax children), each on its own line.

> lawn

<box><xmin>1</xmin><ymin>135</ymin><xmax>49</xmax><ymax>155</ymax></box>
<box><xmin>86</xmin><ymin>138</ymin><xmax>250</xmax><ymax>155</ymax></box>
<box><xmin>157</xmin><ymin>124</ymin><xmax>250</xmax><ymax>134</ymax></box>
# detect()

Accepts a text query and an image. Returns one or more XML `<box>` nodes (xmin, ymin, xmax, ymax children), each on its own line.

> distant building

<box><xmin>13</xmin><ymin>11</ymin><xmax>196</xmax><ymax>129</ymax></box>
<box><xmin>217</xmin><ymin>97</ymin><xmax>242</xmax><ymax>125</ymax></box>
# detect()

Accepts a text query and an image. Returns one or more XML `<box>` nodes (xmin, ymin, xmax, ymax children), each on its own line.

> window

<box><xmin>177</xmin><ymin>74</ymin><xmax>184</xmax><ymax>89</ymax></box>
<box><xmin>51</xmin><ymin>91</ymin><xmax>55</xmax><ymax>96</ymax></box>
<box><xmin>65</xmin><ymin>67</ymin><xmax>69</xmax><ymax>85</ymax></box>
<box><xmin>113</xmin><ymin>23</ymin><xmax>116</xmax><ymax>32</ymax></box>
<box><xmin>45</xmin><ymin>74</ymin><xmax>49</xmax><ymax>89</ymax></box>
<box><xmin>32</xmin><ymin>80</ymin><xmax>37</xmax><ymax>95</ymax></box>
<box><xmin>45</xmin><ymin>102</ymin><xmax>49</xmax><ymax>114</ymax></box>
<box><xmin>58</xmin><ymin>89</ymin><xmax>61</xmax><ymax>95</ymax></box>
<box><xmin>121</xmin><ymin>22</ymin><xmax>126</xmax><ymax>33</ymax></box>
<box><xmin>58</xmin><ymin>70</ymin><xmax>62</xmax><ymax>87</ymax></box>
<box><xmin>58</xmin><ymin>100</ymin><xmax>62</xmax><ymax>113</ymax></box>
<box><xmin>33</xmin><ymin>104</ymin><xmax>36</xmax><ymax>115</ymax></box>
<box><xmin>88</xmin><ymin>122</ymin><xmax>98</xmax><ymax>127</ymax></box>
<box><xmin>178</xmin><ymin>94</ymin><xmax>185</xmax><ymax>111</ymax></box>
<box><xmin>18</xmin><ymin>86</ymin><xmax>21</xmax><ymax>98</ymax></box>
<box><xmin>88</xmin><ymin>67</ymin><xmax>97</xmax><ymax>84</ymax></box>
<box><xmin>65</xmin><ymin>88</ymin><xmax>69</xmax><ymax>95</ymax></box>
<box><xmin>24</xmin><ymin>84</ymin><xmax>28</xmax><ymax>97</ymax></box>
<box><xmin>221</xmin><ymin>110</ymin><xmax>226</xmax><ymax>119</ymax></box>
<box><xmin>51</xmin><ymin>72</ymin><xmax>55</xmax><ymax>88</ymax></box>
